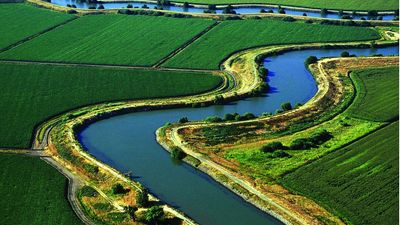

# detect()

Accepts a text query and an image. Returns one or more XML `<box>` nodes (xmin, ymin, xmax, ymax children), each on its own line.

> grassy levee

<box><xmin>0</xmin><ymin>63</ymin><xmax>222</xmax><ymax>148</ymax></box>
<box><xmin>281</xmin><ymin>121</ymin><xmax>399</xmax><ymax>225</ymax></box>
<box><xmin>348</xmin><ymin>66</ymin><xmax>399</xmax><ymax>121</ymax></box>
<box><xmin>0</xmin><ymin>153</ymin><xmax>84</xmax><ymax>225</ymax></box>
<box><xmin>0</xmin><ymin>14</ymin><xmax>215</xmax><ymax>66</ymax></box>
<box><xmin>163</xmin><ymin>19</ymin><xmax>380</xmax><ymax>69</ymax></box>
<box><xmin>0</xmin><ymin>4</ymin><xmax>75</xmax><ymax>50</ymax></box>
<box><xmin>172</xmin><ymin>0</ymin><xmax>399</xmax><ymax>11</ymax></box>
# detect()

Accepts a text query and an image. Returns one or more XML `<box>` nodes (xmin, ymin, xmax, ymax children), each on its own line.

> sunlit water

<box><xmin>79</xmin><ymin>46</ymin><xmax>398</xmax><ymax>225</ymax></box>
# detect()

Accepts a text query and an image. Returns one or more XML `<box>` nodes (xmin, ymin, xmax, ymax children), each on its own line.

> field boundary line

<box><xmin>0</xmin><ymin>59</ymin><xmax>219</xmax><ymax>73</ymax></box>
<box><xmin>0</xmin><ymin>16</ymin><xmax>79</xmax><ymax>54</ymax></box>
<box><xmin>152</xmin><ymin>21</ymin><xmax>221</xmax><ymax>68</ymax></box>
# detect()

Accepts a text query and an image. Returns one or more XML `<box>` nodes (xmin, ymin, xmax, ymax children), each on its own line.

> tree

<box><xmin>136</xmin><ymin>188</ymin><xmax>149</xmax><ymax>207</ymax></box>
<box><xmin>321</xmin><ymin>8</ymin><xmax>328</xmax><ymax>15</ymax></box>
<box><xmin>171</xmin><ymin>147</ymin><xmax>186</xmax><ymax>160</ymax></box>
<box><xmin>112</xmin><ymin>183</ymin><xmax>125</xmax><ymax>194</ymax></box>
<box><xmin>97</xmin><ymin>4</ymin><xmax>104</xmax><ymax>9</ymax></box>
<box><xmin>208</xmin><ymin>4</ymin><xmax>216</xmax><ymax>10</ymax></box>
<box><xmin>243</xmin><ymin>112</ymin><xmax>256</xmax><ymax>120</ymax></box>
<box><xmin>223</xmin><ymin>113</ymin><xmax>235</xmax><ymax>121</ymax></box>
<box><xmin>302</xmin><ymin>13</ymin><xmax>307</xmax><ymax>16</ymax></box>
<box><xmin>183</xmin><ymin>2</ymin><xmax>189</xmax><ymax>8</ymax></box>
<box><xmin>213</xmin><ymin>95</ymin><xmax>224</xmax><ymax>104</ymax></box>
<box><xmin>261</xmin><ymin>142</ymin><xmax>285</xmax><ymax>153</ymax></box>
<box><xmin>178</xmin><ymin>117</ymin><xmax>189</xmax><ymax>123</ymax></box>
<box><xmin>144</xmin><ymin>206</ymin><xmax>164</xmax><ymax>224</ymax></box>
<box><xmin>278</xmin><ymin>8</ymin><xmax>285</xmax><ymax>14</ymax></box>
<box><xmin>341</xmin><ymin>51</ymin><xmax>350</xmax><ymax>57</ymax></box>
<box><xmin>124</xmin><ymin>205</ymin><xmax>138</xmax><ymax>220</ymax></box>
<box><xmin>127</xmin><ymin>4</ymin><xmax>133</xmax><ymax>8</ymax></box>
<box><xmin>271</xmin><ymin>150</ymin><xmax>291</xmax><ymax>158</ymax></box>
<box><xmin>281</xmin><ymin>102</ymin><xmax>292</xmax><ymax>111</ymax></box>
<box><xmin>305</xmin><ymin>56</ymin><xmax>318</xmax><ymax>66</ymax></box>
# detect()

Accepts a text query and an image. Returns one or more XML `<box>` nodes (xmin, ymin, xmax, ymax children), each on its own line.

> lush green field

<box><xmin>0</xmin><ymin>63</ymin><xmax>222</xmax><ymax>148</ymax></box>
<box><xmin>0</xmin><ymin>4</ymin><xmax>75</xmax><ymax>50</ymax></box>
<box><xmin>163</xmin><ymin>20</ymin><xmax>380</xmax><ymax>69</ymax></box>
<box><xmin>0</xmin><ymin>14</ymin><xmax>215</xmax><ymax>66</ymax></box>
<box><xmin>281</xmin><ymin>121</ymin><xmax>399</xmax><ymax>225</ymax></box>
<box><xmin>0</xmin><ymin>153</ymin><xmax>83</xmax><ymax>225</ymax></box>
<box><xmin>349</xmin><ymin>66</ymin><xmax>399</xmax><ymax>122</ymax></box>
<box><xmin>174</xmin><ymin>0</ymin><xmax>399</xmax><ymax>11</ymax></box>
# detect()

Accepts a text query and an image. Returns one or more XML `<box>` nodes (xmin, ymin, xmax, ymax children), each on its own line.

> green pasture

<box><xmin>348</xmin><ymin>66</ymin><xmax>399</xmax><ymax>122</ymax></box>
<box><xmin>0</xmin><ymin>63</ymin><xmax>222</xmax><ymax>148</ymax></box>
<box><xmin>163</xmin><ymin>19</ymin><xmax>380</xmax><ymax>69</ymax></box>
<box><xmin>0</xmin><ymin>14</ymin><xmax>215</xmax><ymax>66</ymax></box>
<box><xmin>281</xmin><ymin>121</ymin><xmax>399</xmax><ymax>225</ymax></box>
<box><xmin>0</xmin><ymin>4</ymin><xmax>75</xmax><ymax>50</ymax></box>
<box><xmin>0</xmin><ymin>153</ymin><xmax>84</xmax><ymax>225</ymax></box>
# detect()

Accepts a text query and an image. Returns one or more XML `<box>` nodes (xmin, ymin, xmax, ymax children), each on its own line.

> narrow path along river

<box><xmin>51</xmin><ymin>0</ymin><xmax>398</xmax><ymax>20</ymax></box>
<box><xmin>78</xmin><ymin>46</ymin><xmax>398</xmax><ymax>225</ymax></box>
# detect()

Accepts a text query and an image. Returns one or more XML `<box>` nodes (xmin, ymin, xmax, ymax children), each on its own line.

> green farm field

<box><xmin>349</xmin><ymin>66</ymin><xmax>399</xmax><ymax>122</ymax></box>
<box><xmin>163</xmin><ymin>20</ymin><xmax>380</xmax><ymax>69</ymax></box>
<box><xmin>281</xmin><ymin>121</ymin><xmax>399</xmax><ymax>225</ymax></box>
<box><xmin>0</xmin><ymin>63</ymin><xmax>222</xmax><ymax>148</ymax></box>
<box><xmin>0</xmin><ymin>14</ymin><xmax>215</xmax><ymax>66</ymax></box>
<box><xmin>173</xmin><ymin>0</ymin><xmax>399</xmax><ymax>11</ymax></box>
<box><xmin>0</xmin><ymin>4</ymin><xmax>75</xmax><ymax>50</ymax></box>
<box><xmin>0</xmin><ymin>153</ymin><xmax>83</xmax><ymax>225</ymax></box>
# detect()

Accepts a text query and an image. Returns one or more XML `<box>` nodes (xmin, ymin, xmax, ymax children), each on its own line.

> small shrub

<box><xmin>136</xmin><ymin>188</ymin><xmax>149</xmax><ymax>207</ymax></box>
<box><xmin>341</xmin><ymin>51</ymin><xmax>350</xmax><ymax>57</ymax></box>
<box><xmin>112</xmin><ymin>183</ymin><xmax>126</xmax><ymax>195</ymax></box>
<box><xmin>80</xmin><ymin>186</ymin><xmax>98</xmax><ymax>197</ymax></box>
<box><xmin>213</xmin><ymin>95</ymin><xmax>224</xmax><ymax>104</ymax></box>
<box><xmin>261</xmin><ymin>142</ymin><xmax>285</xmax><ymax>153</ymax></box>
<box><xmin>223</xmin><ymin>113</ymin><xmax>235</xmax><ymax>121</ymax></box>
<box><xmin>282</xmin><ymin>16</ymin><xmax>295</xmax><ymax>22</ymax></box>
<box><xmin>127</xmin><ymin>4</ymin><xmax>133</xmax><ymax>8</ymax></box>
<box><xmin>281</xmin><ymin>102</ymin><xmax>292</xmax><ymax>111</ymax></box>
<box><xmin>271</xmin><ymin>150</ymin><xmax>291</xmax><ymax>158</ymax></box>
<box><xmin>143</xmin><ymin>206</ymin><xmax>164</xmax><ymax>224</ymax></box>
<box><xmin>305</xmin><ymin>56</ymin><xmax>318</xmax><ymax>66</ymax></box>
<box><xmin>171</xmin><ymin>147</ymin><xmax>186</xmax><ymax>160</ymax></box>
<box><xmin>205</xmin><ymin>116</ymin><xmax>223</xmax><ymax>123</ymax></box>
<box><xmin>67</xmin><ymin>9</ymin><xmax>77</xmax><ymax>14</ymax></box>
<box><xmin>178</xmin><ymin>117</ymin><xmax>189</xmax><ymax>123</ymax></box>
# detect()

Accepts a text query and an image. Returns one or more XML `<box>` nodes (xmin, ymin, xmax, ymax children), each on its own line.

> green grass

<box><xmin>163</xmin><ymin>19</ymin><xmax>380</xmax><ymax>69</ymax></box>
<box><xmin>0</xmin><ymin>4</ymin><xmax>75</xmax><ymax>50</ymax></box>
<box><xmin>281</xmin><ymin>121</ymin><xmax>399</xmax><ymax>225</ymax></box>
<box><xmin>0</xmin><ymin>153</ymin><xmax>84</xmax><ymax>225</ymax></box>
<box><xmin>0</xmin><ymin>63</ymin><xmax>222</xmax><ymax>148</ymax></box>
<box><xmin>173</xmin><ymin>0</ymin><xmax>399</xmax><ymax>11</ymax></box>
<box><xmin>0</xmin><ymin>14</ymin><xmax>215</xmax><ymax>66</ymax></box>
<box><xmin>349</xmin><ymin>66</ymin><xmax>399</xmax><ymax>122</ymax></box>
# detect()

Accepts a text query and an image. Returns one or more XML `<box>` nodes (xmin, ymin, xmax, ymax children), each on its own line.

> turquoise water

<box><xmin>79</xmin><ymin>46</ymin><xmax>398</xmax><ymax>225</ymax></box>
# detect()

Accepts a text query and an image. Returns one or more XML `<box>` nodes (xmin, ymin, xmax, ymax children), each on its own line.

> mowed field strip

<box><xmin>0</xmin><ymin>153</ymin><xmax>84</xmax><ymax>225</ymax></box>
<box><xmin>163</xmin><ymin>19</ymin><xmax>380</xmax><ymax>69</ymax></box>
<box><xmin>173</xmin><ymin>0</ymin><xmax>399</xmax><ymax>11</ymax></box>
<box><xmin>281</xmin><ymin>66</ymin><xmax>399</xmax><ymax>225</ymax></box>
<box><xmin>348</xmin><ymin>66</ymin><xmax>399</xmax><ymax>122</ymax></box>
<box><xmin>0</xmin><ymin>14</ymin><xmax>215</xmax><ymax>66</ymax></box>
<box><xmin>281</xmin><ymin>121</ymin><xmax>399</xmax><ymax>225</ymax></box>
<box><xmin>0</xmin><ymin>62</ymin><xmax>222</xmax><ymax>148</ymax></box>
<box><xmin>0</xmin><ymin>4</ymin><xmax>75</xmax><ymax>50</ymax></box>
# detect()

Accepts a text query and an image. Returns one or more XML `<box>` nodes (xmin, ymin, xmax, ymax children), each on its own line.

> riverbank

<box><xmin>26</xmin><ymin>0</ymin><xmax>399</xmax><ymax>25</ymax></box>
<box><xmin>159</xmin><ymin>56</ymin><xmax>398</xmax><ymax>224</ymax></box>
<box><xmin>31</xmin><ymin>35</ymin><xmax>396</xmax><ymax>225</ymax></box>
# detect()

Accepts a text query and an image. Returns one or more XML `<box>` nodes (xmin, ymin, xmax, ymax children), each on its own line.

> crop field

<box><xmin>281</xmin><ymin>121</ymin><xmax>399</xmax><ymax>225</ymax></box>
<box><xmin>0</xmin><ymin>153</ymin><xmax>83</xmax><ymax>225</ymax></box>
<box><xmin>348</xmin><ymin>66</ymin><xmax>399</xmax><ymax>122</ymax></box>
<box><xmin>174</xmin><ymin>0</ymin><xmax>399</xmax><ymax>11</ymax></box>
<box><xmin>163</xmin><ymin>20</ymin><xmax>380</xmax><ymax>69</ymax></box>
<box><xmin>0</xmin><ymin>63</ymin><xmax>222</xmax><ymax>148</ymax></box>
<box><xmin>0</xmin><ymin>4</ymin><xmax>75</xmax><ymax>50</ymax></box>
<box><xmin>0</xmin><ymin>14</ymin><xmax>215</xmax><ymax>66</ymax></box>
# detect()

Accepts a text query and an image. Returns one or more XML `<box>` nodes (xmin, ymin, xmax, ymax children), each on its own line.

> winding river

<box><xmin>78</xmin><ymin>46</ymin><xmax>398</xmax><ymax>225</ymax></box>
<box><xmin>51</xmin><ymin>0</ymin><xmax>398</xmax><ymax>20</ymax></box>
